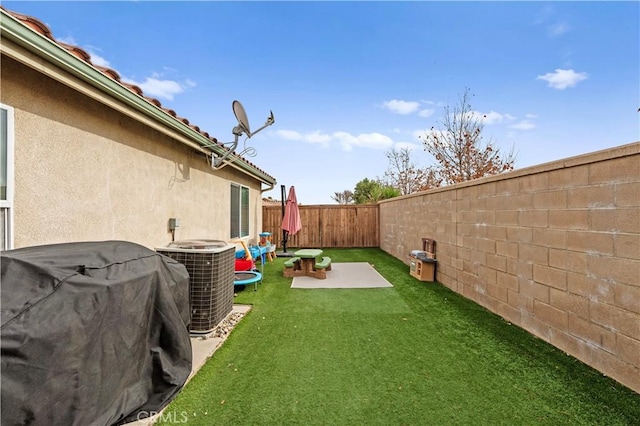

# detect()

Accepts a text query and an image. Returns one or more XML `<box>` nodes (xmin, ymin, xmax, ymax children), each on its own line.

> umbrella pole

<box><xmin>282</xmin><ymin>185</ymin><xmax>287</xmax><ymax>252</ymax></box>
<box><xmin>278</xmin><ymin>231</ymin><xmax>294</xmax><ymax>257</ymax></box>
<box><xmin>283</xmin><ymin>230</ymin><xmax>288</xmax><ymax>253</ymax></box>
<box><xmin>277</xmin><ymin>185</ymin><xmax>294</xmax><ymax>257</ymax></box>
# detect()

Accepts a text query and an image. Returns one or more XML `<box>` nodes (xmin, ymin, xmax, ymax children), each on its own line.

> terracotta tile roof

<box><xmin>1</xmin><ymin>6</ymin><xmax>274</xmax><ymax>181</ymax></box>
<box><xmin>262</xmin><ymin>198</ymin><xmax>282</xmax><ymax>207</ymax></box>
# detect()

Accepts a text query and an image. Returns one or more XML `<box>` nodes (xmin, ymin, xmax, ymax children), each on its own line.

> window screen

<box><xmin>230</xmin><ymin>184</ymin><xmax>249</xmax><ymax>239</ymax></box>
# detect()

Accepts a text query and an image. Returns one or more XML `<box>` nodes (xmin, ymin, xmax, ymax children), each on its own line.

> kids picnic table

<box><xmin>283</xmin><ymin>249</ymin><xmax>332</xmax><ymax>279</ymax></box>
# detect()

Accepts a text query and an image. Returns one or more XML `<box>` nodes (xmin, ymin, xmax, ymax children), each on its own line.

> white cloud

<box><xmin>418</xmin><ymin>109</ymin><xmax>435</xmax><ymax>118</ymax></box>
<box><xmin>525</xmin><ymin>113</ymin><xmax>537</xmax><ymax>119</ymax></box>
<box><xmin>119</xmin><ymin>71</ymin><xmax>195</xmax><ymax>101</ymax></box>
<box><xmin>381</xmin><ymin>99</ymin><xmax>438</xmax><ymax>118</ymax></box>
<box><xmin>81</xmin><ymin>45</ymin><xmax>110</xmax><ymax>68</ymax></box>
<box><xmin>133</xmin><ymin>76</ymin><xmax>185</xmax><ymax>100</ymax></box>
<box><xmin>88</xmin><ymin>52</ymin><xmax>110</xmax><ymax>68</ymax></box>
<box><xmin>548</xmin><ymin>22</ymin><xmax>570</xmax><ymax>37</ymax></box>
<box><xmin>481</xmin><ymin>110</ymin><xmax>506</xmax><ymax>125</ymax></box>
<box><xmin>537</xmin><ymin>68</ymin><xmax>588</xmax><ymax>89</ymax></box>
<box><xmin>276</xmin><ymin>129</ymin><xmax>303</xmax><ymax>140</ymax></box>
<box><xmin>305</xmin><ymin>131</ymin><xmax>332</xmax><ymax>145</ymax></box>
<box><xmin>465</xmin><ymin>110</ymin><xmax>514</xmax><ymax>125</ymax></box>
<box><xmin>275</xmin><ymin>129</ymin><xmax>393</xmax><ymax>151</ymax></box>
<box><xmin>58</xmin><ymin>36</ymin><xmax>77</xmax><ymax>45</ymax></box>
<box><xmin>510</xmin><ymin>120</ymin><xmax>536</xmax><ymax>130</ymax></box>
<box><xmin>54</xmin><ymin>37</ymin><xmax>192</xmax><ymax>101</ymax></box>
<box><xmin>333</xmin><ymin>131</ymin><xmax>393</xmax><ymax>151</ymax></box>
<box><xmin>381</xmin><ymin>99</ymin><xmax>420</xmax><ymax>115</ymax></box>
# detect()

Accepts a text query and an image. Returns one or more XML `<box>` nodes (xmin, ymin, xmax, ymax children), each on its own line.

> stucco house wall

<box><xmin>1</xmin><ymin>10</ymin><xmax>275</xmax><ymax>250</ymax></box>
<box><xmin>379</xmin><ymin>142</ymin><xmax>640</xmax><ymax>393</ymax></box>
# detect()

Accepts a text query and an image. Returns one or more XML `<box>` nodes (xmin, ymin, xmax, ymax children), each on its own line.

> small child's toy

<box><xmin>232</xmin><ymin>240</ymin><xmax>256</xmax><ymax>271</ymax></box>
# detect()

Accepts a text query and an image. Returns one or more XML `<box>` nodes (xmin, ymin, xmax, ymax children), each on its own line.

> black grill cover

<box><xmin>1</xmin><ymin>241</ymin><xmax>192</xmax><ymax>425</ymax></box>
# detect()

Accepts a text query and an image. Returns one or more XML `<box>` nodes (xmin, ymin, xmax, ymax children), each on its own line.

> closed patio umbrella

<box><xmin>280</xmin><ymin>186</ymin><xmax>301</xmax><ymax>255</ymax></box>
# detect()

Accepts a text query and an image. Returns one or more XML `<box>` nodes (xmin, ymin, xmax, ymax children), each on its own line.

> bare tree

<box><xmin>331</xmin><ymin>190</ymin><xmax>354</xmax><ymax>204</ymax></box>
<box><xmin>381</xmin><ymin>147</ymin><xmax>442</xmax><ymax>195</ymax></box>
<box><xmin>420</xmin><ymin>88</ymin><xmax>516</xmax><ymax>185</ymax></box>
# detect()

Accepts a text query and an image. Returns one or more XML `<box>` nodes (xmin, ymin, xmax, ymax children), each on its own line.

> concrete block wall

<box><xmin>379</xmin><ymin>142</ymin><xmax>640</xmax><ymax>394</ymax></box>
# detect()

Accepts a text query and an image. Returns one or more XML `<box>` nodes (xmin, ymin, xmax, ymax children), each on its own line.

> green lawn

<box><xmin>159</xmin><ymin>248</ymin><xmax>639</xmax><ymax>425</ymax></box>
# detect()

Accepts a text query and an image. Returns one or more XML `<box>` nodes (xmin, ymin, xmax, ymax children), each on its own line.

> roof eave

<box><xmin>0</xmin><ymin>9</ymin><xmax>276</xmax><ymax>186</ymax></box>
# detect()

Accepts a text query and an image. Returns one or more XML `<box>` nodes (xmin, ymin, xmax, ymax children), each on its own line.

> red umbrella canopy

<box><xmin>281</xmin><ymin>186</ymin><xmax>302</xmax><ymax>235</ymax></box>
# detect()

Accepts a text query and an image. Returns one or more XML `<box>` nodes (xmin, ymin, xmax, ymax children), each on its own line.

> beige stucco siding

<box><xmin>1</xmin><ymin>55</ymin><xmax>266</xmax><ymax>250</ymax></box>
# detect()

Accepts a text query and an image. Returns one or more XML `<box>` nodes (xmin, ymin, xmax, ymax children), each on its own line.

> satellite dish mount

<box><xmin>212</xmin><ymin>100</ymin><xmax>275</xmax><ymax>169</ymax></box>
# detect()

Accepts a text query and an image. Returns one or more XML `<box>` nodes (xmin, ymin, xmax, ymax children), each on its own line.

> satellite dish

<box><xmin>233</xmin><ymin>100</ymin><xmax>251</xmax><ymax>136</ymax></box>
<box><xmin>211</xmin><ymin>100</ymin><xmax>276</xmax><ymax>169</ymax></box>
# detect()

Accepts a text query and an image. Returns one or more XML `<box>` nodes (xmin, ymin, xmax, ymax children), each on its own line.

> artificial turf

<box><xmin>158</xmin><ymin>248</ymin><xmax>640</xmax><ymax>425</ymax></box>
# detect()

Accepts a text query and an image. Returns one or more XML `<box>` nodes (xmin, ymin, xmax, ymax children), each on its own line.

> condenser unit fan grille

<box><xmin>157</xmin><ymin>241</ymin><xmax>235</xmax><ymax>333</ymax></box>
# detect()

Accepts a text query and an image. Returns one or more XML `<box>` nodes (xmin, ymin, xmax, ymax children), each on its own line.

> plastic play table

<box><xmin>294</xmin><ymin>249</ymin><xmax>323</xmax><ymax>275</ymax></box>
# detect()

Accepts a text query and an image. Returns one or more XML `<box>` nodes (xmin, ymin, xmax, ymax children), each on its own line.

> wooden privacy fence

<box><xmin>262</xmin><ymin>204</ymin><xmax>379</xmax><ymax>248</ymax></box>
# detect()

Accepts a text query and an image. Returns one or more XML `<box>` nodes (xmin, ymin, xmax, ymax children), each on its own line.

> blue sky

<box><xmin>5</xmin><ymin>1</ymin><xmax>639</xmax><ymax>204</ymax></box>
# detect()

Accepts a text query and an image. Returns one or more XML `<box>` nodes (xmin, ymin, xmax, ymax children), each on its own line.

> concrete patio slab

<box><xmin>291</xmin><ymin>262</ymin><xmax>393</xmax><ymax>289</ymax></box>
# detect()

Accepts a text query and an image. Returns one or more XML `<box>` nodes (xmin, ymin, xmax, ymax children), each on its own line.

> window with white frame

<box><xmin>0</xmin><ymin>103</ymin><xmax>15</xmax><ymax>251</ymax></box>
<box><xmin>230</xmin><ymin>183</ymin><xmax>249</xmax><ymax>239</ymax></box>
